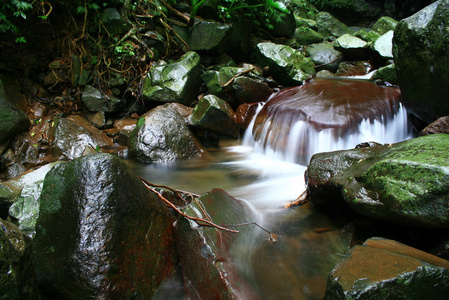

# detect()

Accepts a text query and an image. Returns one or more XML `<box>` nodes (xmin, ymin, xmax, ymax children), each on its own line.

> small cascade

<box><xmin>246</xmin><ymin>78</ymin><xmax>412</xmax><ymax>165</ymax></box>
<box><xmin>225</xmin><ymin>78</ymin><xmax>412</xmax><ymax>209</ymax></box>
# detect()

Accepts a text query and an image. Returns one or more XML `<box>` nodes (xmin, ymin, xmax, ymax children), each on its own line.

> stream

<box><xmin>125</xmin><ymin>78</ymin><xmax>414</xmax><ymax>299</ymax></box>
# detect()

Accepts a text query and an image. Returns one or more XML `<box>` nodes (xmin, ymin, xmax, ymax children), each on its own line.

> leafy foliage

<box><xmin>0</xmin><ymin>0</ymin><xmax>33</xmax><ymax>43</ymax></box>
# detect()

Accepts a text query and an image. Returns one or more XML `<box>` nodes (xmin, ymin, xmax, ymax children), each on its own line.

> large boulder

<box><xmin>0</xmin><ymin>219</ymin><xmax>37</xmax><ymax>299</ymax></box>
<box><xmin>393</xmin><ymin>0</ymin><xmax>449</xmax><ymax>124</ymax></box>
<box><xmin>325</xmin><ymin>238</ymin><xmax>449</xmax><ymax>299</ymax></box>
<box><xmin>306</xmin><ymin>134</ymin><xmax>449</xmax><ymax>228</ymax></box>
<box><xmin>0</xmin><ymin>79</ymin><xmax>29</xmax><ymax>145</ymax></box>
<box><xmin>255</xmin><ymin>42</ymin><xmax>316</xmax><ymax>86</ymax></box>
<box><xmin>334</xmin><ymin>34</ymin><xmax>370</xmax><ymax>60</ymax></box>
<box><xmin>142</xmin><ymin>51</ymin><xmax>202</xmax><ymax>106</ymax></box>
<box><xmin>32</xmin><ymin>153</ymin><xmax>177</xmax><ymax>299</ymax></box>
<box><xmin>128</xmin><ymin>105</ymin><xmax>202</xmax><ymax>162</ymax></box>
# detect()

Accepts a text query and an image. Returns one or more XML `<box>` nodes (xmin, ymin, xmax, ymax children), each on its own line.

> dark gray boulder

<box><xmin>0</xmin><ymin>219</ymin><xmax>37</xmax><ymax>299</ymax></box>
<box><xmin>189</xmin><ymin>21</ymin><xmax>232</xmax><ymax>52</ymax></box>
<box><xmin>32</xmin><ymin>153</ymin><xmax>177</xmax><ymax>299</ymax></box>
<box><xmin>393</xmin><ymin>0</ymin><xmax>449</xmax><ymax>124</ymax></box>
<box><xmin>81</xmin><ymin>85</ymin><xmax>125</xmax><ymax>112</ymax></box>
<box><xmin>128</xmin><ymin>105</ymin><xmax>202</xmax><ymax>162</ymax></box>
<box><xmin>0</xmin><ymin>79</ymin><xmax>29</xmax><ymax>145</ymax></box>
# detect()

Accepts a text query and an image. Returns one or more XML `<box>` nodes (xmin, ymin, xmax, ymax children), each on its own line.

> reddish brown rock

<box><xmin>235</xmin><ymin>103</ymin><xmax>260</xmax><ymax>130</ymax></box>
<box><xmin>419</xmin><ymin>116</ymin><xmax>449</xmax><ymax>136</ymax></box>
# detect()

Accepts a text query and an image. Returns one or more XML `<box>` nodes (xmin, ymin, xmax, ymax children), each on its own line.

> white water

<box><xmin>224</xmin><ymin>99</ymin><xmax>412</xmax><ymax>210</ymax></box>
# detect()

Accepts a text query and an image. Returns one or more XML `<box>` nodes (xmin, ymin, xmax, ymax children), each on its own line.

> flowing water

<box><xmin>126</xmin><ymin>78</ymin><xmax>413</xmax><ymax>299</ymax></box>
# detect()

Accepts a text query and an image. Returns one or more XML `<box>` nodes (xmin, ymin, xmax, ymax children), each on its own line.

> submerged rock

<box><xmin>393</xmin><ymin>0</ymin><xmax>449</xmax><ymax>124</ymax></box>
<box><xmin>255</xmin><ymin>42</ymin><xmax>316</xmax><ymax>86</ymax></box>
<box><xmin>175</xmin><ymin>188</ymin><xmax>260</xmax><ymax>299</ymax></box>
<box><xmin>307</xmin><ymin>134</ymin><xmax>449</xmax><ymax>228</ymax></box>
<box><xmin>0</xmin><ymin>219</ymin><xmax>37</xmax><ymax>299</ymax></box>
<box><xmin>325</xmin><ymin>237</ymin><xmax>449</xmax><ymax>299</ymax></box>
<box><xmin>33</xmin><ymin>153</ymin><xmax>177</xmax><ymax>299</ymax></box>
<box><xmin>128</xmin><ymin>105</ymin><xmax>202</xmax><ymax>162</ymax></box>
<box><xmin>142</xmin><ymin>51</ymin><xmax>202</xmax><ymax>106</ymax></box>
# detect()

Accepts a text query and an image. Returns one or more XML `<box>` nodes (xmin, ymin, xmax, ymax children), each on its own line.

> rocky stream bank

<box><xmin>1</xmin><ymin>0</ymin><xmax>449</xmax><ymax>299</ymax></box>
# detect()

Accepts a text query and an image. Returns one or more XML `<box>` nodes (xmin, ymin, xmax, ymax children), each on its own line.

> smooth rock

<box><xmin>315</xmin><ymin>12</ymin><xmax>352</xmax><ymax>38</ymax></box>
<box><xmin>305</xmin><ymin>43</ymin><xmax>343</xmax><ymax>73</ymax></box>
<box><xmin>82</xmin><ymin>85</ymin><xmax>125</xmax><ymax>112</ymax></box>
<box><xmin>325</xmin><ymin>237</ymin><xmax>449</xmax><ymax>299</ymax></box>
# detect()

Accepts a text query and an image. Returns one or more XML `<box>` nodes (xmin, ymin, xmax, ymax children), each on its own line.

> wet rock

<box><xmin>293</xmin><ymin>26</ymin><xmax>324</xmax><ymax>45</ymax></box>
<box><xmin>190</xmin><ymin>95</ymin><xmax>239</xmax><ymax>138</ymax></box>
<box><xmin>325</xmin><ymin>237</ymin><xmax>449</xmax><ymax>299</ymax></box>
<box><xmin>128</xmin><ymin>105</ymin><xmax>202</xmax><ymax>162</ymax></box>
<box><xmin>305</xmin><ymin>43</ymin><xmax>343</xmax><ymax>73</ymax></box>
<box><xmin>420</xmin><ymin>116</ymin><xmax>449</xmax><ymax>136</ymax></box>
<box><xmin>306</xmin><ymin>134</ymin><xmax>449</xmax><ymax>228</ymax></box>
<box><xmin>372</xmin><ymin>30</ymin><xmax>394</xmax><ymax>59</ymax></box>
<box><xmin>189</xmin><ymin>21</ymin><xmax>232</xmax><ymax>52</ymax></box>
<box><xmin>334</xmin><ymin>34</ymin><xmax>370</xmax><ymax>60</ymax></box>
<box><xmin>0</xmin><ymin>79</ymin><xmax>29</xmax><ymax>145</ymax></box>
<box><xmin>142</xmin><ymin>51</ymin><xmax>202</xmax><ymax>106</ymax></box>
<box><xmin>353</xmin><ymin>28</ymin><xmax>381</xmax><ymax>43</ymax></box>
<box><xmin>0</xmin><ymin>219</ymin><xmax>37</xmax><ymax>299</ymax></box>
<box><xmin>175</xmin><ymin>188</ymin><xmax>260</xmax><ymax>299</ymax></box>
<box><xmin>315</xmin><ymin>12</ymin><xmax>352</xmax><ymax>38</ymax></box>
<box><xmin>255</xmin><ymin>42</ymin><xmax>316</xmax><ymax>86</ymax></box>
<box><xmin>201</xmin><ymin>66</ymin><xmax>246</xmax><ymax>100</ymax></box>
<box><xmin>7</xmin><ymin>162</ymin><xmax>61</xmax><ymax>237</ymax></box>
<box><xmin>393</xmin><ymin>0</ymin><xmax>449</xmax><ymax>124</ymax></box>
<box><xmin>335</xmin><ymin>61</ymin><xmax>373</xmax><ymax>77</ymax></box>
<box><xmin>100</xmin><ymin>8</ymin><xmax>131</xmax><ymax>36</ymax></box>
<box><xmin>85</xmin><ymin>111</ymin><xmax>105</xmax><ymax>129</ymax></box>
<box><xmin>233</xmin><ymin>76</ymin><xmax>273</xmax><ymax>105</ymax></box>
<box><xmin>0</xmin><ymin>184</ymin><xmax>15</xmax><ymax>218</ymax></box>
<box><xmin>371</xmin><ymin>63</ymin><xmax>397</xmax><ymax>85</ymax></box>
<box><xmin>33</xmin><ymin>153</ymin><xmax>177</xmax><ymax>299</ymax></box>
<box><xmin>372</xmin><ymin>16</ymin><xmax>398</xmax><ymax>35</ymax></box>
<box><xmin>235</xmin><ymin>103</ymin><xmax>260</xmax><ymax>130</ymax></box>
<box><xmin>52</xmin><ymin>115</ymin><xmax>113</xmax><ymax>160</ymax></box>
<box><xmin>82</xmin><ymin>85</ymin><xmax>125</xmax><ymax>112</ymax></box>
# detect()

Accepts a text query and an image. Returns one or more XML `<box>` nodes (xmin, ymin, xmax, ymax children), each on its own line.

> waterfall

<box><xmin>225</xmin><ymin>78</ymin><xmax>413</xmax><ymax>209</ymax></box>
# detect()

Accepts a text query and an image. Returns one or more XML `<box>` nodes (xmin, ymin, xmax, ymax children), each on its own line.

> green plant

<box><xmin>0</xmin><ymin>0</ymin><xmax>34</xmax><ymax>43</ymax></box>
